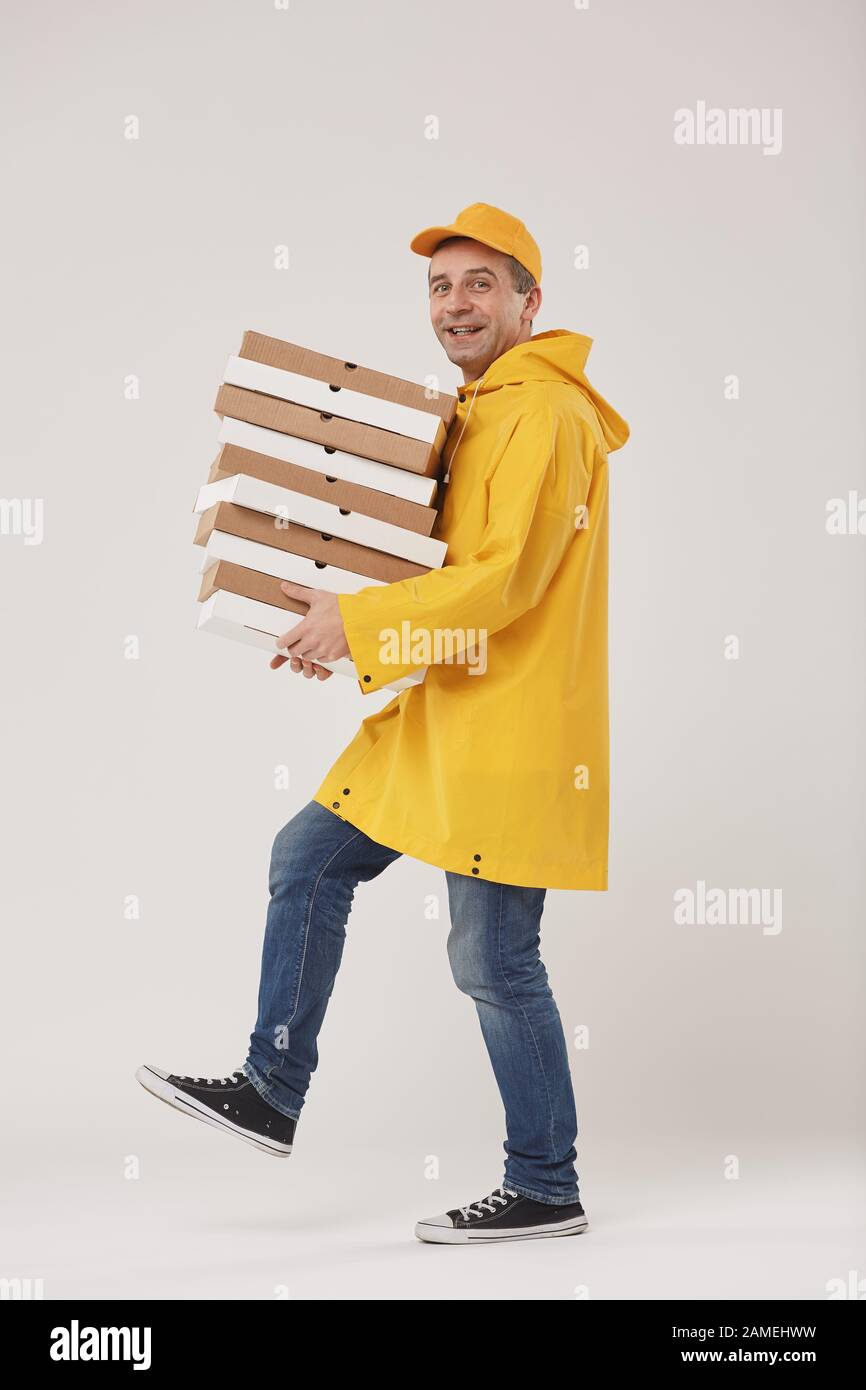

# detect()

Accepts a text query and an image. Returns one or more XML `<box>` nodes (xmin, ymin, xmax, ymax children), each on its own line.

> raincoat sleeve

<box><xmin>337</xmin><ymin>399</ymin><xmax>594</xmax><ymax>693</ymax></box>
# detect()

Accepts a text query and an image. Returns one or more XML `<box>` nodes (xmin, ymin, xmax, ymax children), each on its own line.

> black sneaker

<box><xmin>135</xmin><ymin>1064</ymin><xmax>295</xmax><ymax>1157</ymax></box>
<box><xmin>415</xmin><ymin>1185</ymin><xmax>588</xmax><ymax>1244</ymax></box>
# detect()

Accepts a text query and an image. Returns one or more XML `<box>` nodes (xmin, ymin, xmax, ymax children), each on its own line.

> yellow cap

<box><xmin>409</xmin><ymin>201</ymin><xmax>542</xmax><ymax>284</ymax></box>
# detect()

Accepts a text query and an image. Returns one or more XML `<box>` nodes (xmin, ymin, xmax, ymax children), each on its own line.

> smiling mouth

<box><xmin>446</xmin><ymin>325</ymin><xmax>485</xmax><ymax>339</ymax></box>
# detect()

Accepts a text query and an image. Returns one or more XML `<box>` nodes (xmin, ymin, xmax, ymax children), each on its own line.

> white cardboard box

<box><xmin>193</xmin><ymin>473</ymin><xmax>447</xmax><ymax>569</ymax></box>
<box><xmin>217</xmin><ymin>417</ymin><xmax>438</xmax><ymax>507</ymax></box>
<box><xmin>199</xmin><ymin>531</ymin><xmax>386</xmax><ymax>595</ymax></box>
<box><xmin>223</xmin><ymin>355</ymin><xmax>441</xmax><ymax>445</ymax></box>
<box><xmin>196</xmin><ymin>589</ymin><xmax>425</xmax><ymax>692</ymax></box>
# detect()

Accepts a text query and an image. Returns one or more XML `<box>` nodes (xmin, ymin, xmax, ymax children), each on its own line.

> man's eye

<box><xmin>472</xmin><ymin>280</ymin><xmax>490</xmax><ymax>288</ymax></box>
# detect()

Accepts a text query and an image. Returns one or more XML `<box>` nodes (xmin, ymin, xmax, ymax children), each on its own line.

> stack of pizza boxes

<box><xmin>193</xmin><ymin>331</ymin><xmax>457</xmax><ymax>692</ymax></box>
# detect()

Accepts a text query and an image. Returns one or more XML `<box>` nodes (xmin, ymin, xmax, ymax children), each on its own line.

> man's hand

<box><xmin>270</xmin><ymin>581</ymin><xmax>351</xmax><ymax>680</ymax></box>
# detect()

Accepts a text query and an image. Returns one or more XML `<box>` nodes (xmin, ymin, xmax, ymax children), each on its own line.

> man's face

<box><xmin>428</xmin><ymin>238</ymin><xmax>540</xmax><ymax>382</ymax></box>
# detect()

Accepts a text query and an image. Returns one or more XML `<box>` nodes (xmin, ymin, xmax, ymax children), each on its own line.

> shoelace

<box><xmin>177</xmin><ymin>1069</ymin><xmax>245</xmax><ymax>1087</ymax></box>
<box><xmin>459</xmin><ymin>1185</ymin><xmax>518</xmax><ymax>1220</ymax></box>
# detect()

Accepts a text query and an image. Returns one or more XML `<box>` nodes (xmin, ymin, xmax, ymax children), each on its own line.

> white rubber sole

<box><xmin>414</xmin><ymin>1213</ymin><xmax>589</xmax><ymax>1244</ymax></box>
<box><xmin>135</xmin><ymin>1064</ymin><xmax>293</xmax><ymax>1158</ymax></box>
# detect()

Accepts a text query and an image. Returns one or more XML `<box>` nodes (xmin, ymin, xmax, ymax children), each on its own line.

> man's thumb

<box><xmin>280</xmin><ymin>580</ymin><xmax>315</xmax><ymax>607</ymax></box>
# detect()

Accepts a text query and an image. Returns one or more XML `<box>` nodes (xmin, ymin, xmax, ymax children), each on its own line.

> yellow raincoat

<box><xmin>312</xmin><ymin>329</ymin><xmax>630</xmax><ymax>889</ymax></box>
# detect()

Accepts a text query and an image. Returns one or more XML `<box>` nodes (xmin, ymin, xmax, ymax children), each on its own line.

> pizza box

<box><xmin>208</xmin><ymin>442</ymin><xmax>437</xmax><ymax>536</ymax></box>
<box><xmin>194</xmin><ymin>500</ymin><xmax>429</xmax><ymax>585</ymax></box>
<box><xmin>216</xmin><ymin>416</ymin><xmax>437</xmax><ymax>507</ymax></box>
<box><xmin>192</xmin><ymin>473</ymin><xmax>447</xmax><ymax>568</ymax></box>
<box><xmin>196</xmin><ymin>587</ymin><xmax>425</xmax><ymax>693</ymax></box>
<box><xmin>214</xmin><ymin>383</ymin><xmax>442</xmax><ymax>478</ymax></box>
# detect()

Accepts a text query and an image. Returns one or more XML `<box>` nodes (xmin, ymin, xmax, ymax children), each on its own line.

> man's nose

<box><xmin>440</xmin><ymin>287</ymin><xmax>473</xmax><ymax>316</ymax></box>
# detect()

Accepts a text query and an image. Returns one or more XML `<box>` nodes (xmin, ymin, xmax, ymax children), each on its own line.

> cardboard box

<box><xmin>214</xmin><ymin>383</ymin><xmax>442</xmax><ymax>478</ymax></box>
<box><xmin>199</xmin><ymin>558</ymin><xmax>310</xmax><ymax>613</ymax></box>
<box><xmin>224</xmin><ymin>355</ymin><xmax>447</xmax><ymax>448</ymax></box>
<box><xmin>208</xmin><ymin>441</ymin><xmax>437</xmax><ymax>536</ymax></box>
<box><xmin>197</xmin><ymin>586</ymin><xmax>425</xmax><ymax>693</ymax></box>
<box><xmin>239</xmin><ymin>331</ymin><xmax>455</xmax><ymax>425</ymax></box>
<box><xmin>194</xmin><ymin>499</ymin><xmax>429</xmax><ymax>584</ymax></box>
<box><xmin>198</xmin><ymin>530</ymin><xmax>385</xmax><ymax>596</ymax></box>
<box><xmin>217</xmin><ymin>416</ymin><xmax>438</xmax><ymax>507</ymax></box>
<box><xmin>193</xmin><ymin>333</ymin><xmax>451</xmax><ymax>696</ymax></box>
<box><xmin>193</xmin><ymin>473</ymin><xmax>448</xmax><ymax>568</ymax></box>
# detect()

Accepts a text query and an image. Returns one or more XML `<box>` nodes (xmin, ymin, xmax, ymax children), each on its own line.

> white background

<box><xmin>1</xmin><ymin>0</ymin><xmax>863</xmax><ymax>1298</ymax></box>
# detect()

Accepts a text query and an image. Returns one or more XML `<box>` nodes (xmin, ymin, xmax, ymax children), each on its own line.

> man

<box><xmin>137</xmin><ymin>202</ymin><xmax>630</xmax><ymax>1245</ymax></box>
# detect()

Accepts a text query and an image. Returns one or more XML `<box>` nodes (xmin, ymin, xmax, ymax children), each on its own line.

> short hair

<box><xmin>505</xmin><ymin>256</ymin><xmax>537</xmax><ymax>296</ymax></box>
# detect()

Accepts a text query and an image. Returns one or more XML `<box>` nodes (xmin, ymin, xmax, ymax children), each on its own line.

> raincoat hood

<box><xmin>462</xmin><ymin>328</ymin><xmax>630</xmax><ymax>454</ymax></box>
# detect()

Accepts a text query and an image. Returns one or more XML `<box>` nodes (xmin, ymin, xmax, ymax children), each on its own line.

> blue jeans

<box><xmin>242</xmin><ymin>800</ymin><xmax>580</xmax><ymax>1205</ymax></box>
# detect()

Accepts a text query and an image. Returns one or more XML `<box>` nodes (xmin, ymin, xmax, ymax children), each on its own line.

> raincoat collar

<box><xmin>459</xmin><ymin>328</ymin><xmax>630</xmax><ymax>453</ymax></box>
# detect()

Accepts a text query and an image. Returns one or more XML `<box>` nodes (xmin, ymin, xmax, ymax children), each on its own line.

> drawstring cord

<box><xmin>438</xmin><ymin>376</ymin><xmax>485</xmax><ymax>512</ymax></box>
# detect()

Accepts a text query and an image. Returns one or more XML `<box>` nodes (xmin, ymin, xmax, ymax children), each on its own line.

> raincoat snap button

<box><xmin>473</xmin><ymin>854</ymin><xmax>481</xmax><ymax>861</ymax></box>
<box><xmin>332</xmin><ymin>801</ymin><xmax>340</xmax><ymax>809</ymax></box>
<box><xmin>363</xmin><ymin>674</ymin><xmax>371</xmax><ymax>683</ymax></box>
<box><xmin>458</xmin><ymin>393</ymin><xmax>466</xmax><ymax>402</ymax></box>
<box><xmin>471</xmin><ymin>867</ymin><xmax>479</xmax><ymax>875</ymax></box>
<box><xmin>342</xmin><ymin>787</ymin><xmax>350</xmax><ymax>795</ymax></box>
